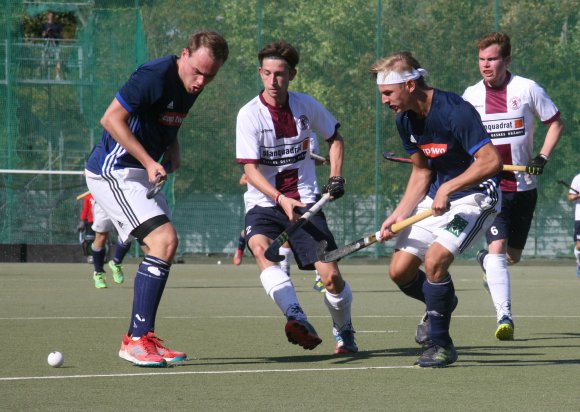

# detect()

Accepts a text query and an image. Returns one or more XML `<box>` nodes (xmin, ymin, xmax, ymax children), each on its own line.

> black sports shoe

<box><xmin>415</xmin><ymin>341</ymin><xmax>458</xmax><ymax>368</ymax></box>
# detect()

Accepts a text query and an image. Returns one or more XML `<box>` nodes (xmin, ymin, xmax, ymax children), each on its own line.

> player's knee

<box><xmin>320</xmin><ymin>267</ymin><xmax>342</xmax><ymax>292</ymax></box>
<box><xmin>388</xmin><ymin>265</ymin><xmax>410</xmax><ymax>285</ymax></box>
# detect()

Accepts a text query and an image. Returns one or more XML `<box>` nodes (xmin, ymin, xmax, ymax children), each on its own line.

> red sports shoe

<box><xmin>146</xmin><ymin>332</ymin><xmax>187</xmax><ymax>362</ymax></box>
<box><xmin>285</xmin><ymin>318</ymin><xmax>322</xmax><ymax>350</ymax></box>
<box><xmin>118</xmin><ymin>334</ymin><xmax>167</xmax><ymax>367</ymax></box>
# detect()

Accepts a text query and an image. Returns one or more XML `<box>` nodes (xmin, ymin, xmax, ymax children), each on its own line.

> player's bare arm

<box><xmin>243</xmin><ymin>163</ymin><xmax>306</xmax><ymax>222</ymax></box>
<box><xmin>100</xmin><ymin>98</ymin><xmax>166</xmax><ymax>183</ymax></box>
<box><xmin>379</xmin><ymin>152</ymin><xmax>432</xmax><ymax>240</ymax></box>
<box><xmin>433</xmin><ymin>142</ymin><xmax>502</xmax><ymax>214</ymax></box>
<box><xmin>327</xmin><ymin>133</ymin><xmax>344</xmax><ymax>177</ymax></box>
<box><xmin>161</xmin><ymin>138</ymin><xmax>180</xmax><ymax>173</ymax></box>
<box><xmin>538</xmin><ymin>118</ymin><xmax>565</xmax><ymax>159</ymax></box>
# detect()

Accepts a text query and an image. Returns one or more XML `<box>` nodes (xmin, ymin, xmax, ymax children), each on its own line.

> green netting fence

<box><xmin>1</xmin><ymin>0</ymin><xmax>579</xmax><ymax>260</ymax></box>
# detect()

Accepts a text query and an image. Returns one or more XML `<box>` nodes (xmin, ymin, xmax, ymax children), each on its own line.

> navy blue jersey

<box><xmin>86</xmin><ymin>55</ymin><xmax>199</xmax><ymax>174</ymax></box>
<box><xmin>396</xmin><ymin>89</ymin><xmax>499</xmax><ymax>201</ymax></box>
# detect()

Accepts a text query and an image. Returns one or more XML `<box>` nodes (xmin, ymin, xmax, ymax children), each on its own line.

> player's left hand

<box><xmin>526</xmin><ymin>154</ymin><xmax>548</xmax><ymax>175</ymax></box>
<box><xmin>323</xmin><ymin>176</ymin><xmax>345</xmax><ymax>200</ymax></box>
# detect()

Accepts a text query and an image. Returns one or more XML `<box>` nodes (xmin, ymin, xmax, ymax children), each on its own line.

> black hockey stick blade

<box><xmin>558</xmin><ymin>179</ymin><xmax>579</xmax><ymax>194</ymax></box>
<box><xmin>146</xmin><ymin>174</ymin><xmax>167</xmax><ymax>199</ymax></box>
<box><xmin>317</xmin><ymin>231</ymin><xmax>381</xmax><ymax>263</ymax></box>
<box><xmin>264</xmin><ymin>193</ymin><xmax>332</xmax><ymax>262</ymax></box>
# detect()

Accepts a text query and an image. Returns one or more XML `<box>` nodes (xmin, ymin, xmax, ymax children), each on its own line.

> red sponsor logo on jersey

<box><xmin>418</xmin><ymin>143</ymin><xmax>448</xmax><ymax>158</ymax></box>
<box><xmin>159</xmin><ymin>112</ymin><xmax>187</xmax><ymax>126</ymax></box>
<box><xmin>513</xmin><ymin>119</ymin><xmax>524</xmax><ymax>128</ymax></box>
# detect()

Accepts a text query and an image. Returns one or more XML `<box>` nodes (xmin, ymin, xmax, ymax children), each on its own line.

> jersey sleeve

<box><xmin>572</xmin><ymin>174</ymin><xmax>580</xmax><ymax>194</ymax></box>
<box><xmin>303</xmin><ymin>94</ymin><xmax>339</xmax><ymax>140</ymax></box>
<box><xmin>236</xmin><ymin>105</ymin><xmax>261</xmax><ymax>164</ymax></box>
<box><xmin>528</xmin><ymin>81</ymin><xmax>559</xmax><ymax>123</ymax></box>
<box><xmin>116</xmin><ymin>65</ymin><xmax>164</xmax><ymax>114</ymax></box>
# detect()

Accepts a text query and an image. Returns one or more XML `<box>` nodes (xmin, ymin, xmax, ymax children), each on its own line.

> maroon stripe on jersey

<box><xmin>259</xmin><ymin>93</ymin><xmax>297</xmax><ymax>139</ymax></box>
<box><xmin>495</xmin><ymin>143</ymin><xmax>517</xmax><ymax>192</ymax></box>
<box><xmin>485</xmin><ymin>85</ymin><xmax>507</xmax><ymax>114</ymax></box>
<box><xmin>484</xmin><ymin>73</ymin><xmax>511</xmax><ymax>114</ymax></box>
<box><xmin>237</xmin><ymin>158</ymin><xmax>259</xmax><ymax>164</ymax></box>
<box><xmin>276</xmin><ymin>169</ymin><xmax>299</xmax><ymax>200</ymax></box>
<box><xmin>543</xmin><ymin>111</ymin><xmax>561</xmax><ymax>125</ymax></box>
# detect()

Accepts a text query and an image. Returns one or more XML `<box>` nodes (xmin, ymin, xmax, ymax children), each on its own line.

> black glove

<box><xmin>526</xmin><ymin>154</ymin><xmax>548</xmax><ymax>175</ymax></box>
<box><xmin>77</xmin><ymin>220</ymin><xmax>85</xmax><ymax>232</ymax></box>
<box><xmin>323</xmin><ymin>176</ymin><xmax>346</xmax><ymax>200</ymax></box>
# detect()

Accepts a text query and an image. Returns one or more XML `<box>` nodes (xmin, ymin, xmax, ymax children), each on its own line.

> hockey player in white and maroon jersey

<box><xmin>236</xmin><ymin>40</ymin><xmax>357</xmax><ymax>354</ymax></box>
<box><xmin>463</xmin><ymin>32</ymin><xmax>564</xmax><ymax>340</ymax></box>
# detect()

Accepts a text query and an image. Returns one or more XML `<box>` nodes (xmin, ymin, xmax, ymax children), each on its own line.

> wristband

<box><xmin>275</xmin><ymin>192</ymin><xmax>286</xmax><ymax>205</ymax></box>
<box><xmin>539</xmin><ymin>154</ymin><xmax>549</xmax><ymax>161</ymax></box>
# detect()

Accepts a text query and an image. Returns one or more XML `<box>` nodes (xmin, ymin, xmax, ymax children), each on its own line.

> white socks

<box><xmin>484</xmin><ymin>253</ymin><xmax>511</xmax><ymax>321</ymax></box>
<box><xmin>324</xmin><ymin>281</ymin><xmax>353</xmax><ymax>334</ymax></box>
<box><xmin>260</xmin><ymin>266</ymin><xmax>304</xmax><ymax>320</ymax></box>
<box><xmin>279</xmin><ymin>246</ymin><xmax>293</xmax><ymax>276</ymax></box>
<box><xmin>574</xmin><ymin>247</ymin><xmax>580</xmax><ymax>264</ymax></box>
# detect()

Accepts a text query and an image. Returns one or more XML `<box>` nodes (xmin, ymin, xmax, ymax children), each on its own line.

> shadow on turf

<box><xmin>169</xmin><ymin>346</ymin><xmax>423</xmax><ymax>368</ymax></box>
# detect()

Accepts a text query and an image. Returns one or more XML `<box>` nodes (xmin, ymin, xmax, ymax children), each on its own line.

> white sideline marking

<box><xmin>2</xmin><ymin>314</ymin><xmax>580</xmax><ymax>321</ymax></box>
<box><xmin>0</xmin><ymin>365</ymin><xmax>415</xmax><ymax>382</ymax></box>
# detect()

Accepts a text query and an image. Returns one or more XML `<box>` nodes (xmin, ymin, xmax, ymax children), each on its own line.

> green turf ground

<box><xmin>1</xmin><ymin>259</ymin><xmax>580</xmax><ymax>411</ymax></box>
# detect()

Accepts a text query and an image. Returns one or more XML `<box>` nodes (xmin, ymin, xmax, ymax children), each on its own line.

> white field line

<box><xmin>2</xmin><ymin>314</ymin><xmax>580</xmax><ymax>321</ymax></box>
<box><xmin>0</xmin><ymin>365</ymin><xmax>416</xmax><ymax>382</ymax></box>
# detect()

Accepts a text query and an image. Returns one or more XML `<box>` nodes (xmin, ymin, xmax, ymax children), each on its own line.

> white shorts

<box><xmin>85</xmin><ymin>168</ymin><xmax>171</xmax><ymax>242</ymax></box>
<box><xmin>394</xmin><ymin>192</ymin><xmax>501</xmax><ymax>260</ymax></box>
<box><xmin>91</xmin><ymin>201</ymin><xmax>115</xmax><ymax>233</ymax></box>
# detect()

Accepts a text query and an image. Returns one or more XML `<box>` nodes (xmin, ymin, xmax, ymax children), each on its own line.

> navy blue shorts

<box><xmin>245</xmin><ymin>202</ymin><xmax>337</xmax><ymax>271</ymax></box>
<box><xmin>485</xmin><ymin>189</ymin><xmax>537</xmax><ymax>249</ymax></box>
<box><xmin>574</xmin><ymin>221</ymin><xmax>580</xmax><ymax>243</ymax></box>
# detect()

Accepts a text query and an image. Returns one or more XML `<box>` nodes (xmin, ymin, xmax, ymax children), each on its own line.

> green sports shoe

<box><xmin>313</xmin><ymin>279</ymin><xmax>325</xmax><ymax>293</ymax></box>
<box><xmin>495</xmin><ymin>316</ymin><xmax>514</xmax><ymax>341</ymax></box>
<box><xmin>108</xmin><ymin>261</ymin><xmax>125</xmax><ymax>284</ymax></box>
<box><xmin>93</xmin><ymin>272</ymin><xmax>107</xmax><ymax>289</ymax></box>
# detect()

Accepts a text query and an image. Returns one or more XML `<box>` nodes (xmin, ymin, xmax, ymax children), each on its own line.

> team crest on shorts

<box><xmin>445</xmin><ymin>215</ymin><xmax>468</xmax><ymax>237</ymax></box>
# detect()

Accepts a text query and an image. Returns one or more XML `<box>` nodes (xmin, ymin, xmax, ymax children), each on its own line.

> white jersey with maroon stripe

<box><xmin>572</xmin><ymin>173</ymin><xmax>580</xmax><ymax>221</ymax></box>
<box><xmin>463</xmin><ymin>73</ymin><xmax>560</xmax><ymax>192</ymax></box>
<box><xmin>236</xmin><ymin>91</ymin><xmax>338</xmax><ymax>212</ymax></box>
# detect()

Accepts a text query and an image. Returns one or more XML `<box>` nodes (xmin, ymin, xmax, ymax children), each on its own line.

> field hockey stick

<box><xmin>310</xmin><ymin>152</ymin><xmax>328</xmax><ymax>163</ymax></box>
<box><xmin>317</xmin><ymin>209</ymin><xmax>434</xmax><ymax>262</ymax></box>
<box><xmin>383</xmin><ymin>152</ymin><xmax>537</xmax><ymax>174</ymax></box>
<box><xmin>146</xmin><ymin>174</ymin><xmax>167</xmax><ymax>199</ymax></box>
<box><xmin>382</xmin><ymin>151</ymin><xmax>412</xmax><ymax>164</ymax></box>
<box><xmin>557</xmin><ymin>179</ymin><xmax>579</xmax><ymax>194</ymax></box>
<box><xmin>75</xmin><ymin>190</ymin><xmax>91</xmax><ymax>201</ymax></box>
<box><xmin>264</xmin><ymin>192</ymin><xmax>332</xmax><ymax>262</ymax></box>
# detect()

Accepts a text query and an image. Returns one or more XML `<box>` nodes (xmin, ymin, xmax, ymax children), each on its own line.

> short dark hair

<box><xmin>187</xmin><ymin>30</ymin><xmax>229</xmax><ymax>63</ymax></box>
<box><xmin>258</xmin><ymin>40</ymin><xmax>299</xmax><ymax>69</ymax></box>
<box><xmin>477</xmin><ymin>32</ymin><xmax>511</xmax><ymax>59</ymax></box>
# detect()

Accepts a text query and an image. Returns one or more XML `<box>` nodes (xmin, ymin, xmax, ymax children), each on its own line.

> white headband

<box><xmin>376</xmin><ymin>68</ymin><xmax>428</xmax><ymax>85</ymax></box>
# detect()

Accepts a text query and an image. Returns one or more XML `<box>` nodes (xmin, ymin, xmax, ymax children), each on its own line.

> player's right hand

<box><xmin>526</xmin><ymin>154</ymin><xmax>548</xmax><ymax>175</ymax></box>
<box><xmin>378</xmin><ymin>215</ymin><xmax>400</xmax><ymax>242</ymax></box>
<box><xmin>280</xmin><ymin>196</ymin><xmax>306</xmax><ymax>223</ymax></box>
